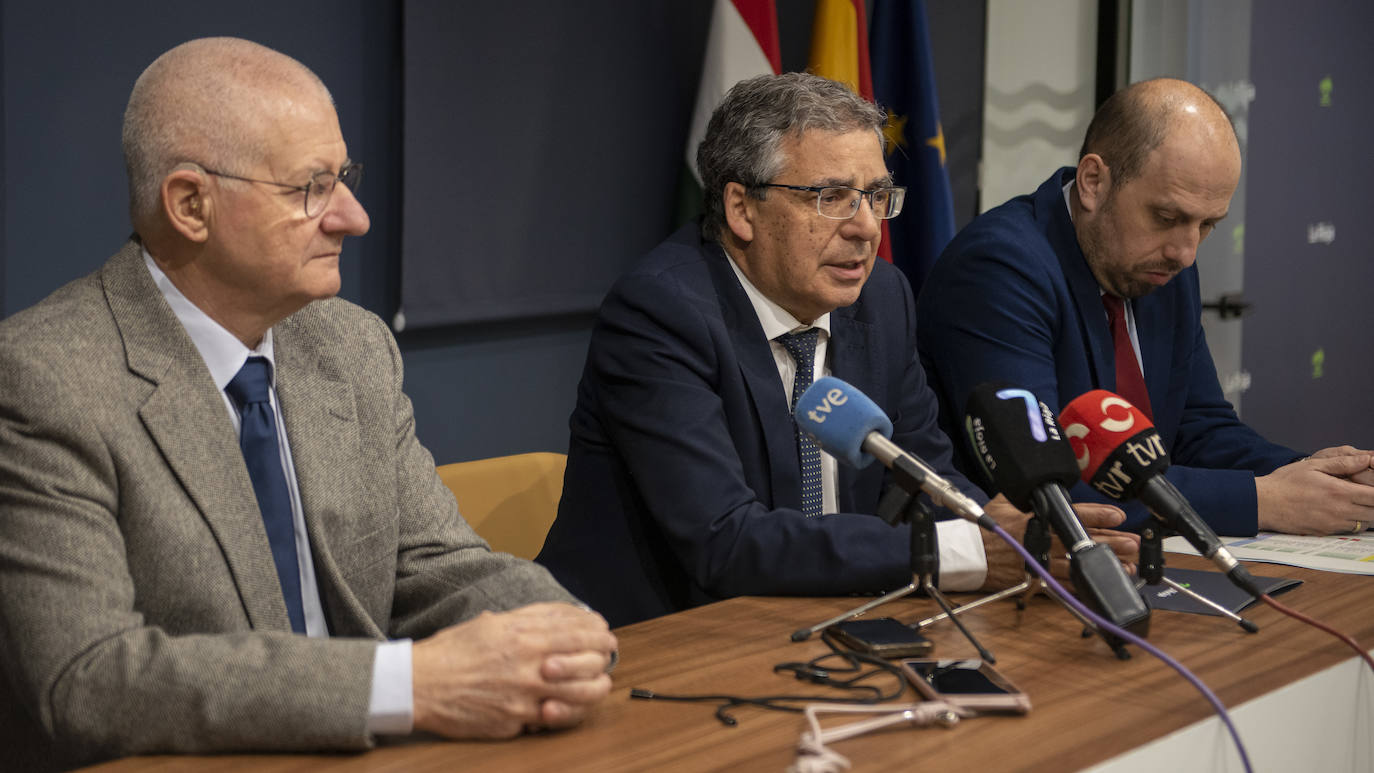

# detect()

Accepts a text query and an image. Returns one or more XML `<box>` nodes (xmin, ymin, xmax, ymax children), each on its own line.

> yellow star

<box><xmin>882</xmin><ymin>113</ymin><xmax>908</xmax><ymax>156</ymax></box>
<box><xmin>926</xmin><ymin>122</ymin><xmax>946</xmax><ymax>167</ymax></box>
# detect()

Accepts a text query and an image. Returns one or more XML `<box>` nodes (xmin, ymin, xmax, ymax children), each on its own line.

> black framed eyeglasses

<box><xmin>201</xmin><ymin>162</ymin><xmax>363</xmax><ymax>218</ymax></box>
<box><xmin>756</xmin><ymin>182</ymin><xmax>906</xmax><ymax>220</ymax></box>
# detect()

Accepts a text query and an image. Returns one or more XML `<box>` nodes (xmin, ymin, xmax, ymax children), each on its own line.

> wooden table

<box><xmin>81</xmin><ymin>555</ymin><xmax>1374</xmax><ymax>772</ymax></box>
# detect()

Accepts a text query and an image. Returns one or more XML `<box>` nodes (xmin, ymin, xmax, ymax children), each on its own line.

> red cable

<box><xmin>1259</xmin><ymin>593</ymin><xmax>1374</xmax><ymax>673</ymax></box>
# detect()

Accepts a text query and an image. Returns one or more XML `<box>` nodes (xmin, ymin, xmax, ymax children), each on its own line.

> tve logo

<box><xmin>803</xmin><ymin>388</ymin><xmax>848</xmax><ymax>425</ymax></box>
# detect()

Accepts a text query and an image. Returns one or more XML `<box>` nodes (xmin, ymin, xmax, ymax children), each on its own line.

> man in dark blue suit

<box><xmin>538</xmin><ymin>73</ymin><xmax>1134</xmax><ymax>627</ymax></box>
<box><xmin>918</xmin><ymin>77</ymin><xmax>1374</xmax><ymax>538</ymax></box>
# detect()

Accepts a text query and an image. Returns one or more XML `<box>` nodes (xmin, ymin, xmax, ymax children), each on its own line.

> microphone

<box><xmin>1059</xmin><ymin>390</ymin><xmax>1263</xmax><ymax>597</ymax></box>
<box><xmin>963</xmin><ymin>383</ymin><xmax>1150</xmax><ymax>637</ymax></box>
<box><xmin>794</xmin><ymin>376</ymin><xmax>986</xmax><ymax>524</ymax></box>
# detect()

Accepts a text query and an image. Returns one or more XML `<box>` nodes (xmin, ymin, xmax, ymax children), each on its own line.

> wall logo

<box><xmin>1220</xmin><ymin>370</ymin><xmax>1252</xmax><ymax>398</ymax></box>
<box><xmin>1231</xmin><ymin>223</ymin><xmax>1245</xmax><ymax>256</ymax></box>
<box><xmin>1307</xmin><ymin>222</ymin><xmax>1336</xmax><ymax>244</ymax></box>
<box><xmin>1319</xmin><ymin>75</ymin><xmax>1334</xmax><ymax>107</ymax></box>
<box><xmin>1312</xmin><ymin>347</ymin><xmax>1325</xmax><ymax>379</ymax></box>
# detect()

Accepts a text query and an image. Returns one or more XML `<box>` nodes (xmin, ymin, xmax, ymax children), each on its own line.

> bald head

<box><xmin>1079</xmin><ymin>78</ymin><xmax>1238</xmax><ymax>188</ymax></box>
<box><xmin>122</xmin><ymin>37</ymin><xmax>333</xmax><ymax>232</ymax></box>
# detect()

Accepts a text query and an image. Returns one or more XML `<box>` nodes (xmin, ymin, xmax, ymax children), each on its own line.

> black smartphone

<box><xmin>900</xmin><ymin>658</ymin><xmax>1031</xmax><ymax>713</ymax></box>
<box><xmin>827</xmin><ymin>617</ymin><xmax>933</xmax><ymax>658</ymax></box>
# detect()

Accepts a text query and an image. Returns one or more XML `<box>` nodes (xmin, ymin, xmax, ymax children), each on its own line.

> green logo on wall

<box><xmin>1312</xmin><ymin>347</ymin><xmax>1325</xmax><ymax>379</ymax></box>
<box><xmin>1319</xmin><ymin>76</ymin><xmax>1333</xmax><ymax>107</ymax></box>
<box><xmin>1232</xmin><ymin>223</ymin><xmax>1244</xmax><ymax>256</ymax></box>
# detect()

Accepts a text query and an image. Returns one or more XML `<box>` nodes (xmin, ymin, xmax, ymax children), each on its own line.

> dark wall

<box><xmin>1</xmin><ymin>1</ymin><xmax>986</xmax><ymax>465</ymax></box>
<box><xmin>0</xmin><ymin>1</ymin><xmax>400</xmax><ymax>316</ymax></box>
<box><xmin>1240</xmin><ymin>0</ymin><xmax>1374</xmax><ymax>450</ymax></box>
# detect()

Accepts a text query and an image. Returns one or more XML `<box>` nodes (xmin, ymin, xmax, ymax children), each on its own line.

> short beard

<box><xmin>1078</xmin><ymin>193</ymin><xmax>1170</xmax><ymax>299</ymax></box>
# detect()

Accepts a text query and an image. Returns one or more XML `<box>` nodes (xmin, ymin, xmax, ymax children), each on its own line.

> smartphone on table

<box><xmin>900</xmin><ymin>658</ymin><xmax>1031</xmax><ymax>714</ymax></box>
<box><xmin>826</xmin><ymin>617</ymin><xmax>934</xmax><ymax>658</ymax></box>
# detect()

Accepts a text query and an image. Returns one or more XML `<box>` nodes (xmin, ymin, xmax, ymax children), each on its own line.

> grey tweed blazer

<box><xmin>0</xmin><ymin>241</ymin><xmax>575</xmax><ymax>770</ymax></box>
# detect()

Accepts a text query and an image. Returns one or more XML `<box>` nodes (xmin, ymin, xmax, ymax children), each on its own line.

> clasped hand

<box><xmin>1257</xmin><ymin>446</ymin><xmax>1374</xmax><ymax>535</ymax></box>
<box><xmin>411</xmin><ymin>602</ymin><xmax>617</xmax><ymax>739</ymax></box>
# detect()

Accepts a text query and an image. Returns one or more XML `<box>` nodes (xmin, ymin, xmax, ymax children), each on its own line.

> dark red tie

<box><xmin>1102</xmin><ymin>295</ymin><xmax>1153</xmax><ymax>420</ymax></box>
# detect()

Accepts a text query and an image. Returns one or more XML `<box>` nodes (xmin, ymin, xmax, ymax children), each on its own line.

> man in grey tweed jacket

<box><xmin>0</xmin><ymin>38</ymin><xmax>615</xmax><ymax>771</ymax></box>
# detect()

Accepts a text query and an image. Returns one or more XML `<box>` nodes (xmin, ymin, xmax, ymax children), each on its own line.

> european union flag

<box><xmin>870</xmin><ymin>0</ymin><xmax>956</xmax><ymax>299</ymax></box>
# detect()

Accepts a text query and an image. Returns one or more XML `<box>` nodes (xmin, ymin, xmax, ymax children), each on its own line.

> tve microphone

<box><xmin>794</xmin><ymin>376</ymin><xmax>986</xmax><ymax>524</ymax></box>
<box><xmin>1059</xmin><ymin>390</ymin><xmax>1263</xmax><ymax>597</ymax></box>
<box><xmin>964</xmin><ymin>383</ymin><xmax>1150</xmax><ymax>637</ymax></box>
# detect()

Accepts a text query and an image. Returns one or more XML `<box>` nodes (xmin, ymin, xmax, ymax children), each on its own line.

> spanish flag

<box><xmin>807</xmin><ymin>0</ymin><xmax>873</xmax><ymax>99</ymax></box>
<box><xmin>676</xmin><ymin>0</ymin><xmax>780</xmax><ymax>225</ymax></box>
<box><xmin>807</xmin><ymin>0</ymin><xmax>889</xmax><ymax>261</ymax></box>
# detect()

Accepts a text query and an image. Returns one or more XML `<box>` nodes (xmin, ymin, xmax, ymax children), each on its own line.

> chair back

<box><xmin>436</xmin><ymin>452</ymin><xmax>568</xmax><ymax>560</ymax></box>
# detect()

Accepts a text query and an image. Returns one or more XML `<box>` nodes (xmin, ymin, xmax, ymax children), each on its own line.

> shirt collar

<box><xmin>723</xmin><ymin>249</ymin><xmax>832</xmax><ymax>341</ymax></box>
<box><xmin>142</xmin><ymin>247</ymin><xmax>275</xmax><ymax>390</ymax></box>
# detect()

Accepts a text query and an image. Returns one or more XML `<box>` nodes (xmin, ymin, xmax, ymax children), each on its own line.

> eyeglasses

<box><xmin>757</xmin><ymin>183</ymin><xmax>906</xmax><ymax>220</ymax></box>
<box><xmin>201</xmin><ymin>162</ymin><xmax>363</xmax><ymax>217</ymax></box>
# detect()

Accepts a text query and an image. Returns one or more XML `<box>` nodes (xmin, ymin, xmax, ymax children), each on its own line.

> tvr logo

<box><xmin>804</xmin><ymin>388</ymin><xmax>848</xmax><ymax>424</ymax></box>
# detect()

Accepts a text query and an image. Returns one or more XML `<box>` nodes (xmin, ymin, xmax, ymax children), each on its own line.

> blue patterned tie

<box><xmin>778</xmin><ymin>329</ymin><xmax>824</xmax><ymax>517</ymax></box>
<box><xmin>226</xmin><ymin>357</ymin><xmax>306</xmax><ymax>633</ymax></box>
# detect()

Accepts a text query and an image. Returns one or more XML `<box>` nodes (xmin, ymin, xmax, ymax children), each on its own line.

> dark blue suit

<box><xmin>916</xmin><ymin>168</ymin><xmax>1300</xmax><ymax>537</ymax></box>
<box><xmin>538</xmin><ymin>223</ymin><xmax>987</xmax><ymax>626</ymax></box>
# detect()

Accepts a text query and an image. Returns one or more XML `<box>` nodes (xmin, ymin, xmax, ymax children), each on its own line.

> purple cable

<box><xmin>980</xmin><ymin>518</ymin><xmax>1253</xmax><ymax>773</ymax></box>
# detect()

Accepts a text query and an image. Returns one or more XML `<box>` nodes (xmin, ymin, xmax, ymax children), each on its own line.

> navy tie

<box><xmin>778</xmin><ymin>329</ymin><xmax>824</xmax><ymax>518</ymax></box>
<box><xmin>226</xmin><ymin>357</ymin><xmax>306</xmax><ymax>633</ymax></box>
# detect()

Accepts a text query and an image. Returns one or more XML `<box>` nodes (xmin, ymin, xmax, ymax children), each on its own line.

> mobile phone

<box><xmin>827</xmin><ymin>618</ymin><xmax>934</xmax><ymax>658</ymax></box>
<box><xmin>900</xmin><ymin>658</ymin><xmax>1031</xmax><ymax>714</ymax></box>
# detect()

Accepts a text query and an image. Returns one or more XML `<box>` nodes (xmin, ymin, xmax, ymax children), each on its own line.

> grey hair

<box><xmin>696</xmin><ymin>72</ymin><xmax>886</xmax><ymax>241</ymax></box>
<box><xmin>121</xmin><ymin>37</ymin><xmax>332</xmax><ymax>230</ymax></box>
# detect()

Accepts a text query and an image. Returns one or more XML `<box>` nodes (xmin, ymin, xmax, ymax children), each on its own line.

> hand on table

<box><xmin>411</xmin><ymin>602</ymin><xmax>617</xmax><ymax>739</ymax></box>
<box><xmin>980</xmin><ymin>495</ymin><xmax>1138</xmax><ymax>589</ymax></box>
<box><xmin>1257</xmin><ymin>451</ymin><xmax>1374</xmax><ymax>535</ymax></box>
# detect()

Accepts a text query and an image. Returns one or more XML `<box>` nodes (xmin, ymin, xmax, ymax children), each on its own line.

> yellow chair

<box><xmin>436</xmin><ymin>452</ymin><xmax>567</xmax><ymax>560</ymax></box>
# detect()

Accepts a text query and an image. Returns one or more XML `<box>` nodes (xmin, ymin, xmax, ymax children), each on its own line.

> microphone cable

<box><xmin>629</xmin><ymin>630</ymin><xmax>908</xmax><ymax>727</ymax></box>
<box><xmin>984</xmin><ymin>520</ymin><xmax>1254</xmax><ymax>773</ymax></box>
<box><xmin>1256</xmin><ymin>592</ymin><xmax>1374</xmax><ymax>674</ymax></box>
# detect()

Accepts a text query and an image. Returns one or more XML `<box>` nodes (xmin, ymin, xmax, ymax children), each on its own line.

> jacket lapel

<box><xmin>707</xmin><ymin>250</ymin><xmax>802</xmax><ymax>510</ymax></box>
<box><xmin>1130</xmin><ymin>284</ymin><xmax>1175</xmax><ymax>413</ymax></box>
<box><xmin>828</xmin><ymin>307</ymin><xmax>873</xmax><ymax>512</ymax></box>
<box><xmin>271</xmin><ymin>319</ymin><xmax>380</xmax><ymax>637</ymax></box>
<box><xmin>1041</xmin><ymin>170</ymin><xmax>1115</xmax><ymax>394</ymax></box>
<box><xmin>103</xmin><ymin>242</ymin><xmax>294</xmax><ymax>631</ymax></box>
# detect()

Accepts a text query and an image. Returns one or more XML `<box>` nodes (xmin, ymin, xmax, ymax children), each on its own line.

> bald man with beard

<box><xmin>0</xmin><ymin>38</ymin><xmax>613</xmax><ymax>770</ymax></box>
<box><xmin>917</xmin><ymin>77</ymin><xmax>1374</xmax><ymax>539</ymax></box>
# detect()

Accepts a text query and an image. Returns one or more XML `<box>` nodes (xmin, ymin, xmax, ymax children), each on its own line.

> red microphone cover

<box><xmin>1059</xmin><ymin>390</ymin><xmax>1157</xmax><ymax>482</ymax></box>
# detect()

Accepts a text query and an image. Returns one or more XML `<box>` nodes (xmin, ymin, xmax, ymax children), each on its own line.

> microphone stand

<box><xmin>791</xmin><ymin>490</ymin><xmax>996</xmax><ymax>662</ymax></box>
<box><xmin>1137</xmin><ymin>524</ymin><xmax>1259</xmax><ymax>633</ymax></box>
<box><xmin>792</xmin><ymin>488</ymin><xmax>1141</xmax><ymax>659</ymax></box>
<box><xmin>912</xmin><ymin>513</ymin><xmax>1134</xmax><ymax>660</ymax></box>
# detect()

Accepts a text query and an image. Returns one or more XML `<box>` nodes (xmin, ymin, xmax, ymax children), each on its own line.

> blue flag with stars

<box><xmin>870</xmin><ymin>0</ymin><xmax>955</xmax><ymax>299</ymax></box>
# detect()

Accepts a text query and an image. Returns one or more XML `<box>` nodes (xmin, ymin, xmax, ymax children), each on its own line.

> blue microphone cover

<box><xmin>793</xmin><ymin>376</ymin><xmax>893</xmax><ymax>469</ymax></box>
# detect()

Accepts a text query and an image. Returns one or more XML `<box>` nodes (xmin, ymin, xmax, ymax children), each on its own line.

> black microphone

<box><xmin>1059</xmin><ymin>390</ymin><xmax>1264</xmax><ymax>597</ymax></box>
<box><xmin>964</xmin><ymin>382</ymin><xmax>1151</xmax><ymax>637</ymax></box>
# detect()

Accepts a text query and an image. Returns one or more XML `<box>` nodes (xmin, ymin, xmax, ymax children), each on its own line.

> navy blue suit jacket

<box><xmin>916</xmin><ymin>168</ymin><xmax>1300</xmax><ymax>537</ymax></box>
<box><xmin>538</xmin><ymin>223</ymin><xmax>986</xmax><ymax>626</ymax></box>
